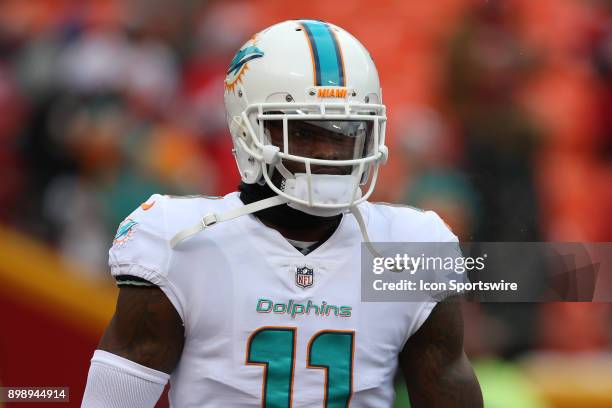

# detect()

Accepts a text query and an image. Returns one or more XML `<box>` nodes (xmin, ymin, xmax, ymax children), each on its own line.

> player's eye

<box><xmin>290</xmin><ymin>125</ymin><xmax>309</xmax><ymax>139</ymax></box>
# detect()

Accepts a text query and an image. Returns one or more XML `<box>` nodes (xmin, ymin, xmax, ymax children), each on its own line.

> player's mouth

<box><xmin>310</xmin><ymin>166</ymin><xmax>351</xmax><ymax>176</ymax></box>
<box><xmin>282</xmin><ymin>161</ymin><xmax>352</xmax><ymax>176</ymax></box>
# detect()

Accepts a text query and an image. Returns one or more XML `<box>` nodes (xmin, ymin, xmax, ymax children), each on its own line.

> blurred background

<box><xmin>0</xmin><ymin>0</ymin><xmax>611</xmax><ymax>407</ymax></box>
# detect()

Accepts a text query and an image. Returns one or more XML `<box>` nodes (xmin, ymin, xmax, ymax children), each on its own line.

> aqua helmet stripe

<box><xmin>300</xmin><ymin>20</ymin><xmax>346</xmax><ymax>87</ymax></box>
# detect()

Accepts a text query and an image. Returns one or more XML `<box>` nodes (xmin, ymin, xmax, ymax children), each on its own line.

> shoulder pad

<box><xmin>109</xmin><ymin>194</ymin><xmax>170</xmax><ymax>284</ymax></box>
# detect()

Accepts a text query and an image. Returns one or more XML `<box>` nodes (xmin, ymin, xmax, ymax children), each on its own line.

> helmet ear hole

<box><xmin>228</xmin><ymin>115</ymin><xmax>263</xmax><ymax>184</ymax></box>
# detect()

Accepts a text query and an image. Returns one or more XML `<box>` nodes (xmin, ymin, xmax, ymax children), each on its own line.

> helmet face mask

<box><xmin>265</xmin><ymin>117</ymin><xmax>372</xmax><ymax>164</ymax></box>
<box><xmin>264</xmin><ymin>114</ymin><xmax>375</xmax><ymax>177</ymax></box>
<box><xmin>224</xmin><ymin>20</ymin><xmax>387</xmax><ymax>215</ymax></box>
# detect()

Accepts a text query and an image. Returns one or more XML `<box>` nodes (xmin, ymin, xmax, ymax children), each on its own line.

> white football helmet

<box><xmin>224</xmin><ymin>19</ymin><xmax>388</xmax><ymax>217</ymax></box>
<box><xmin>171</xmin><ymin>20</ymin><xmax>387</xmax><ymax>248</ymax></box>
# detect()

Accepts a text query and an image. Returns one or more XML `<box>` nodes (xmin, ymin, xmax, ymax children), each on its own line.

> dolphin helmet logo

<box><xmin>225</xmin><ymin>40</ymin><xmax>264</xmax><ymax>92</ymax></box>
<box><xmin>227</xmin><ymin>45</ymin><xmax>264</xmax><ymax>76</ymax></box>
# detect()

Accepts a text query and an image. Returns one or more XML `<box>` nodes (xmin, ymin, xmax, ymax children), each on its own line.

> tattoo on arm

<box><xmin>99</xmin><ymin>286</ymin><xmax>185</xmax><ymax>374</ymax></box>
<box><xmin>399</xmin><ymin>301</ymin><xmax>483</xmax><ymax>408</ymax></box>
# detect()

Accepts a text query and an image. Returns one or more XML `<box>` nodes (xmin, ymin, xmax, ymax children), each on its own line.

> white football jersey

<box><xmin>109</xmin><ymin>192</ymin><xmax>458</xmax><ymax>408</ymax></box>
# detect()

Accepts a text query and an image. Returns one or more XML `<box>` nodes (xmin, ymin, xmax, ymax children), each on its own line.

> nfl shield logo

<box><xmin>295</xmin><ymin>266</ymin><xmax>314</xmax><ymax>289</ymax></box>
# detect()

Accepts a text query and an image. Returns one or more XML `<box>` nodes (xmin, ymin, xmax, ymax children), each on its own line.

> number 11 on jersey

<box><xmin>246</xmin><ymin>327</ymin><xmax>355</xmax><ymax>408</ymax></box>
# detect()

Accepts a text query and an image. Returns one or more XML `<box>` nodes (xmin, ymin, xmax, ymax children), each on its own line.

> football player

<box><xmin>82</xmin><ymin>20</ymin><xmax>482</xmax><ymax>407</ymax></box>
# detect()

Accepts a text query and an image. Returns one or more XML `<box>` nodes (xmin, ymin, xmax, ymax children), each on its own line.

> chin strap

<box><xmin>170</xmin><ymin>195</ymin><xmax>382</xmax><ymax>259</ymax></box>
<box><xmin>170</xmin><ymin>195</ymin><xmax>289</xmax><ymax>248</ymax></box>
<box><xmin>349</xmin><ymin>205</ymin><xmax>382</xmax><ymax>259</ymax></box>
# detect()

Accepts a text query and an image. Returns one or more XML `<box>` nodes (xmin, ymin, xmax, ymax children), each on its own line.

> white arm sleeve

<box><xmin>81</xmin><ymin>350</ymin><xmax>169</xmax><ymax>408</ymax></box>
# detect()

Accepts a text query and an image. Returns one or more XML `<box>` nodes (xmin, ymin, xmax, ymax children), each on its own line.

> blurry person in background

<box><xmin>591</xmin><ymin>0</ymin><xmax>612</xmax><ymax>163</ymax></box>
<box><xmin>81</xmin><ymin>20</ymin><xmax>483</xmax><ymax>407</ymax></box>
<box><xmin>533</xmin><ymin>0</ymin><xmax>612</xmax><ymax>357</ymax></box>
<box><xmin>42</xmin><ymin>94</ymin><xmax>136</xmax><ymax>275</ymax></box>
<box><xmin>9</xmin><ymin>1</ymin><xmax>219</xmax><ymax>276</ymax></box>
<box><xmin>0</xmin><ymin>66</ymin><xmax>27</xmax><ymax>224</ymax></box>
<box><xmin>445</xmin><ymin>0</ymin><xmax>540</xmax><ymax>243</ymax></box>
<box><xmin>590</xmin><ymin>2</ymin><xmax>612</xmax><ymax>240</ymax></box>
<box><xmin>444</xmin><ymin>0</ymin><xmax>542</xmax><ymax>360</ymax></box>
<box><xmin>397</xmin><ymin>106</ymin><xmax>478</xmax><ymax>241</ymax></box>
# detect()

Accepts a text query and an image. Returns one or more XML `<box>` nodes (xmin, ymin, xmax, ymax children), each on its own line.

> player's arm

<box><xmin>81</xmin><ymin>285</ymin><xmax>184</xmax><ymax>407</ymax></box>
<box><xmin>99</xmin><ymin>285</ymin><xmax>184</xmax><ymax>372</ymax></box>
<box><xmin>399</xmin><ymin>301</ymin><xmax>483</xmax><ymax>408</ymax></box>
